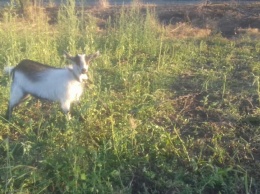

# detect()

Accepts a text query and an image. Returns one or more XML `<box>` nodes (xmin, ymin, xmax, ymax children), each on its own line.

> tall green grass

<box><xmin>0</xmin><ymin>1</ymin><xmax>260</xmax><ymax>193</ymax></box>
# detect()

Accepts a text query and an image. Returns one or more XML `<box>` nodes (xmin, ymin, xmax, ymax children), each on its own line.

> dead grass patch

<box><xmin>236</xmin><ymin>27</ymin><xmax>260</xmax><ymax>39</ymax></box>
<box><xmin>98</xmin><ymin>0</ymin><xmax>110</xmax><ymax>9</ymax></box>
<box><xmin>166</xmin><ymin>23</ymin><xmax>211</xmax><ymax>39</ymax></box>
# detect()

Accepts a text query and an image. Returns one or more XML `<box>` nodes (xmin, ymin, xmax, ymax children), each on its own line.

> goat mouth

<box><xmin>81</xmin><ymin>72</ymin><xmax>88</xmax><ymax>78</ymax></box>
<box><xmin>81</xmin><ymin>72</ymin><xmax>88</xmax><ymax>79</ymax></box>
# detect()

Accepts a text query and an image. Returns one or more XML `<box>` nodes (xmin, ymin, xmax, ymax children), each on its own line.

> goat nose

<box><xmin>81</xmin><ymin>68</ymin><xmax>87</xmax><ymax>74</ymax></box>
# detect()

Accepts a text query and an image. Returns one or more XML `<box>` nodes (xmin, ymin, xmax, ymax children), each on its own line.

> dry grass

<box><xmin>24</xmin><ymin>6</ymin><xmax>49</xmax><ymax>21</ymax></box>
<box><xmin>166</xmin><ymin>23</ymin><xmax>211</xmax><ymax>39</ymax></box>
<box><xmin>236</xmin><ymin>27</ymin><xmax>260</xmax><ymax>39</ymax></box>
<box><xmin>98</xmin><ymin>0</ymin><xmax>110</xmax><ymax>9</ymax></box>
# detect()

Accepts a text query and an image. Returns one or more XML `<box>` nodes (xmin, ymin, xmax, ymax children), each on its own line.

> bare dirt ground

<box><xmin>44</xmin><ymin>3</ymin><xmax>260</xmax><ymax>38</ymax></box>
<box><xmin>88</xmin><ymin>3</ymin><xmax>260</xmax><ymax>37</ymax></box>
<box><xmin>2</xmin><ymin>2</ymin><xmax>258</xmax><ymax>38</ymax></box>
<box><xmin>157</xmin><ymin>3</ymin><xmax>260</xmax><ymax>37</ymax></box>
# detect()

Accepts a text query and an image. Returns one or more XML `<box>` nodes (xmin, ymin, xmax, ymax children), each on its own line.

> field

<box><xmin>1</xmin><ymin>1</ymin><xmax>260</xmax><ymax>193</ymax></box>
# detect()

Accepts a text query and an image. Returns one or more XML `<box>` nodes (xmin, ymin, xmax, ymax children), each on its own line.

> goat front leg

<box><xmin>61</xmin><ymin>100</ymin><xmax>71</xmax><ymax>120</ymax></box>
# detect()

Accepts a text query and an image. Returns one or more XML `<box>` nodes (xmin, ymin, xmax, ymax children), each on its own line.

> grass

<box><xmin>0</xmin><ymin>1</ymin><xmax>260</xmax><ymax>193</ymax></box>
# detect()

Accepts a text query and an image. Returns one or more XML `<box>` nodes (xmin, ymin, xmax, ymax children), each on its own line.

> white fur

<box><xmin>4</xmin><ymin>51</ymin><xmax>99</xmax><ymax>120</ymax></box>
<box><xmin>4</xmin><ymin>66</ymin><xmax>15</xmax><ymax>74</ymax></box>
<box><xmin>11</xmin><ymin>68</ymin><xmax>84</xmax><ymax>111</ymax></box>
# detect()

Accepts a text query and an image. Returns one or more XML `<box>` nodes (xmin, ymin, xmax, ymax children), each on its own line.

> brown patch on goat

<box><xmin>15</xmin><ymin>59</ymin><xmax>58</xmax><ymax>81</ymax></box>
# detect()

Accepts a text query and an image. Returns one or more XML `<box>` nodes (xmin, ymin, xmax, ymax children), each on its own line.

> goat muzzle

<box><xmin>81</xmin><ymin>68</ymin><xmax>87</xmax><ymax>74</ymax></box>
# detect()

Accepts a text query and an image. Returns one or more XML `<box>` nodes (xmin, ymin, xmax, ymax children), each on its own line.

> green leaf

<box><xmin>80</xmin><ymin>173</ymin><xmax>87</xmax><ymax>180</ymax></box>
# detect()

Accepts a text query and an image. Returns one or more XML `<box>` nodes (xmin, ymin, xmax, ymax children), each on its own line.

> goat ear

<box><xmin>64</xmin><ymin>51</ymin><xmax>73</xmax><ymax>60</ymax></box>
<box><xmin>85</xmin><ymin>51</ymin><xmax>100</xmax><ymax>63</ymax></box>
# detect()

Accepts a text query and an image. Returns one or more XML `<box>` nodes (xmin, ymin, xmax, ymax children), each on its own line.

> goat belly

<box><xmin>67</xmin><ymin>82</ymin><xmax>84</xmax><ymax>102</ymax></box>
<box><xmin>24</xmin><ymin>82</ymin><xmax>66</xmax><ymax>102</ymax></box>
<box><xmin>13</xmin><ymin>71</ymin><xmax>65</xmax><ymax>102</ymax></box>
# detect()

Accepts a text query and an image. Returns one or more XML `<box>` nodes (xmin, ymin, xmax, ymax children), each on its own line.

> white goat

<box><xmin>4</xmin><ymin>51</ymin><xmax>100</xmax><ymax>120</ymax></box>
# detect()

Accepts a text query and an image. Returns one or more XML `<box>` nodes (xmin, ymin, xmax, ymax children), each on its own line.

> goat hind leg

<box><xmin>6</xmin><ymin>86</ymin><xmax>27</xmax><ymax>120</ymax></box>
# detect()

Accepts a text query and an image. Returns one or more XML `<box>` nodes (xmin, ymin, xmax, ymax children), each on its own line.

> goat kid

<box><xmin>4</xmin><ymin>51</ymin><xmax>100</xmax><ymax>120</ymax></box>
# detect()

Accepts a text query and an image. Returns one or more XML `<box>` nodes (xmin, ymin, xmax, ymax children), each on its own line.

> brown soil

<box><xmin>1</xmin><ymin>3</ymin><xmax>260</xmax><ymax>38</ymax></box>
<box><xmin>155</xmin><ymin>3</ymin><xmax>260</xmax><ymax>37</ymax></box>
<box><xmin>5</xmin><ymin>3</ymin><xmax>259</xmax><ymax>38</ymax></box>
<box><xmin>48</xmin><ymin>2</ymin><xmax>260</xmax><ymax>38</ymax></box>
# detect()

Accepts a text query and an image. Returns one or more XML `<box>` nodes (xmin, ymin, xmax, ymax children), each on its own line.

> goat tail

<box><xmin>4</xmin><ymin>66</ymin><xmax>15</xmax><ymax>75</ymax></box>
